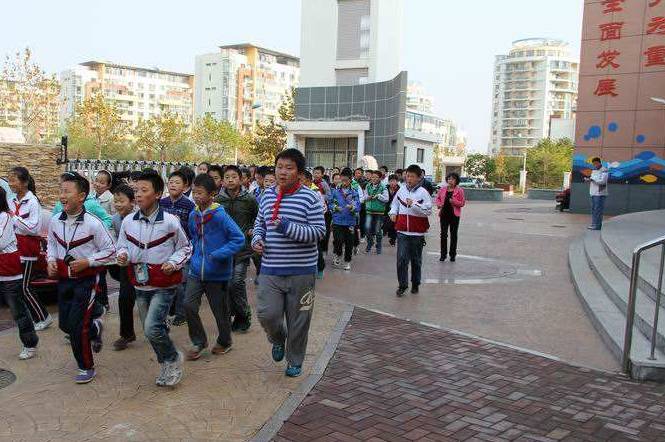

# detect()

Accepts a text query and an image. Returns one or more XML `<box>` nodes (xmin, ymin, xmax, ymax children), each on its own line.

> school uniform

<box><xmin>47</xmin><ymin>209</ymin><xmax>116</xmax><ymax>371</ymax></box>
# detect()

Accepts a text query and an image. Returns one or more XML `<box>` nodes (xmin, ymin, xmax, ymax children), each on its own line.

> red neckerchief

<box><xmin>313</xmin><ymin>178</ymin><xmax>325</xmax><ymax>195</ymax></box>
<box><xmin>272</xmin><ymin>183</ymin><xmax>301</xmax><ymax>221</ymax></box>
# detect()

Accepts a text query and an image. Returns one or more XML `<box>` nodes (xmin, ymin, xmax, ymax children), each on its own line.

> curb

<box><xmin>250</xmin><ymin>303</ymin><xmax>354</xmax><ymax>442</ymax></box>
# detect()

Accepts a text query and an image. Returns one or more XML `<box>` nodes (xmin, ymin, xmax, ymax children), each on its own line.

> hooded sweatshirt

<box><xmin>388</xmin><ymin>180</ymin><xmax>432</xmax><ymax>236</ymax></box>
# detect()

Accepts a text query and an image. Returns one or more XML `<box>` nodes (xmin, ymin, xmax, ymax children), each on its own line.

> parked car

<box><xmin>458</xmin><ymin>177</ymin><xmax>481</xmax><ymax>188</ymax></box>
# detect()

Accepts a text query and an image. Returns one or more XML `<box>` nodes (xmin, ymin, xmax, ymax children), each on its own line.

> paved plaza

<box><xmin>0</xmin><ymin>198</ymin><xmax>655</xmax><ymax>441</ymax></box>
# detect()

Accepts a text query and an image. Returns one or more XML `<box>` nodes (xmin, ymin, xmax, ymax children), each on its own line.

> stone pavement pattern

<box><xmin>0</xmin><ymin>294</ymin><xmax>345</xmax><ymax>441</ymax></box>
<box><xmin>276</xmin><ymin>309</ymin><xmax>665</xmax><ymax>442</ymax></box>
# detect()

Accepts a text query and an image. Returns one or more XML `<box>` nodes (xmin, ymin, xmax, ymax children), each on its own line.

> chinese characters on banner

<box><xmin>594</xmin><ymin>0</ymin><xmax>665</xmax><ymax>97</ymax></box>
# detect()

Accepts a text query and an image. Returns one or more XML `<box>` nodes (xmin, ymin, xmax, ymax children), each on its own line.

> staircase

<box><xmin>569</xmin><ymin>211</ymin><xmax>665</xmax><ymax>382</ymax></box>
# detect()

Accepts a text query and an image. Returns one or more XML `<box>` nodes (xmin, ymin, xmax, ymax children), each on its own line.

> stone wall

<box><xmin>0</xmin><ymin>143</ymin><xmax>64</xmax><ymax>208</ymax></box>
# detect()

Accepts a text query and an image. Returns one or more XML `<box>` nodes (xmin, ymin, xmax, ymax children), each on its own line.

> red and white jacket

<box><xmin>116</xmin><ymin>207</ymin><xmax>191</xmax><ymax>291</ymax></box>
<box><xmin>0</xmin><ymin>212</ymin><xmax>23</xmax><ymax>281</ymax></box>
<box><xmin>389</xmin><ymin>182</ymin><xmax>432</xmax><ymax>236</ymax></box>
<box><xmin>47</xmin><ymin>209</ymin><xmax>116</xmax><ymax>280</ymax></box>
<box><xmin>11</xmin><ymin>191</ymin><xmax>42</xmax><ymax>261</ymax></box>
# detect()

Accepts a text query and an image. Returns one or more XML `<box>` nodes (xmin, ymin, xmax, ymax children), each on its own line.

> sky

<box><xmin>0</xmin><ymin>0</ymin><xmax>584</xmax><ymax>153</ymax></box>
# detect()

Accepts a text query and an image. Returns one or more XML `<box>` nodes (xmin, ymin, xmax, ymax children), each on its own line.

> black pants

<box><xmin>58</xmin><ymin>276</ymin><xmax>103</xmax><ymax>370</ymax></box>
<box><xmin>21</xmin><ymin>260</ymin><xmax>49</xmax><ymax>322</ymax></box>
<box><xmin>397</xmin><ymin>234</ymin><xmax>425</xmax><ymax>289</ymax></box>
<box><xmin>333</xmin><ymin>225</ymin><xmax>354</xmax><ymax>262</ymax></box>
<box><xmin>118</xmin><ymin>267</ymin><xmax>136</xmax><ymax>340</ymax></box>
<box><xmin>383</xmin><ymin>217</ymin><xmax>397</xmax><ymax>244</ymax></box>
<box><xmin>96</xmin><ymin>269</ymin><xmax>109</xmax><ymax>308</ymax></box>
<box><xmin>440</xmin><ymin>215</ymin><xmax>460</xmax><ymax>258</ymax></box>
<box><xmin>1</xmin><ymin>279</ymin><xmax>38</xmax><ymax>348</ymax></box>
<box><xmin>321</xmin><ymin>211</ymin><xmax>332</xmax><ymax>253</ymax></box>
<box><xmin>184</xmin><ymin>278</ymin><xmax>231</xmax><ymax>348</ymax></box>
<box><xmin>359</xmin><ymin>204</ymin><xmax>366</xmax><ymax>237</ymax></box>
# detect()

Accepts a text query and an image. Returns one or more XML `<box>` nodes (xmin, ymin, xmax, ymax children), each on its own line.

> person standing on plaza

<box><xmin>47</xmin><ymin>172</ymin><xmax>116</xmax><ymax>383</ymax></box>
<box><xmin>434</xmin><ymin>172</ymin><xmax>465</xmax><ymax>262</ymax></box>
<box><xmin>185</xmin><ymin>173</ymin><xmax>245</xmax><ymax>360</ymax></box>
<box><xmin>8</xmin><ymin>167</ymin><xmax>53</xmax><ymax>331</ymax></box>
<box><xmin>0</xmin><ymin>186</ymin><xmax>39</xmax><ymax>361</ymax></box>
<box><xmin>160</xmin><ymin>170</ymin><xmax>196</xmax><ymax>327</ymax></box>
<box><xmin>389</xmin><ymin>164</ymin><xmax>433</xmax><ymax>297</ymax></box>
<box><xmin>116</xmin><ymin>170</ymin><xmax>191</xmax><ymax>387</ymax></box>
<box><xmin>383</xmin><ymin>174</ymin><xmax>400</xmax><ymax>246</ymax></box>
<box><xmin>252</xmin><ymin>148</ymin><xmax>325</xmax><ymax>378</ymax></box>
<box><xmin>329</xmin><ymin>169</ymin><xmax>361</xmax><ymax>270</ymax></box>
<box><xmin>364</xmin><ymin>170</ymin><xmax>389</xmax><ymax>255</ymax></box>
<box><xmin>585</xmin><ymin>157</ymin><xmax>609</xmax><ymax>231</ymax></box>
<box><xmin>216</xmin><ymin>165</ymin><xmax>259</xmax><ymax>332</ymax></box>
<box><xmin>109</xmin><ymin>185</ymin><xmax>139</xmax><ymax>351</ymax></box>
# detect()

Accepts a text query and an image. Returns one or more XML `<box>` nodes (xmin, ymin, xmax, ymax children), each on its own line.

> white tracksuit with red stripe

<box><xmin>388</xmin><ymin>183</ymin><xmax>433</xmax><ymax>235</ymax></box>
<box><xmin>0</xmin><ymin>212</ymin><xmax>23</xmax><ymax>281</ymax></box>
<box><xmin>116</xmin><ymin>207</ymin><xmax>191</xmax><ymax>291</ymax></box>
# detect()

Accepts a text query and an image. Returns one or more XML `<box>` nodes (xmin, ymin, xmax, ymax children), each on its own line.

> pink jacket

<box><xmin>434</xmin><ymin>186</ymin><xmax>466</xmax><ymax>217</ymax></box>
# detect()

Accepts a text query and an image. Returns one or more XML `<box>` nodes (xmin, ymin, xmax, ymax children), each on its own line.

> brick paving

<box><xmin>275</xmin><ymin>309</ymin><xmax>665</xmax><ymax>442</ymax></box>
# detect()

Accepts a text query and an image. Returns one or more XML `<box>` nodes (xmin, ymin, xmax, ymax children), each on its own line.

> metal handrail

<box><xmin>622</xmin><ymin>234</ymin><xmax>665</xmax><ymax>374</ymax></box>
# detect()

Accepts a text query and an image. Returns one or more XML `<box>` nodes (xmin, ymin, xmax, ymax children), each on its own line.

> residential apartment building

<box><xmin>489</xmin><ymin>38</ymin><xmax>579</xmax><ymax>156</ymax></box>
<box><xmin>194</xmin><ymin>44</ymin><xmax>300</xmax><ymax>132</ymax></box>
<box><xmin>59</xmin><ymin>61</ymin><xmax>194</xmax><ymax>128</ymax></box>
<box><xmin>406</xmin><ymin>82</ymin><xmax>434</xmax><ymax>114</ymax></box>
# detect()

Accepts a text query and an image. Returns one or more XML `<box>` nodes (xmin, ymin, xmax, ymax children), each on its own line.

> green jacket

<box><xmin>364</xmin><ymin>182</ymin><xmax>389</xmax><ymax>214</ymax></box>
<box><xmin>215</xmin><ymin>188</ymin><xmax>258</xmax><ymax>260</ymax></box>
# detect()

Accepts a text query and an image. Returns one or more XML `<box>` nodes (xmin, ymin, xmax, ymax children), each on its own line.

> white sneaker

<box><xmin>332</xmin><ymin>255</ymin><xmax>342</xmax><ymax>267</ymax></box>
<box><xmin>343</xmin><ymin>262</ymin><xmax>351</xmax><ymax>271</ymax></box>
<box><xmin>34</xmin><ymin>315</ymin><xmax>54</xmax><ymax>332</ymax></box>
<box><xmin>155</xmin><ymin>362</ymin><xmax>168</xmax><ymax>386</ymax></box>
<box><xmin>163</xmin><ymin>351</ymin><xmax>184</xmax><ymax>387</ymax></box>
<box><xmin>18</xmin><ymin>347</ymin><xmax>36</xmax><ymax>360</ymax></box>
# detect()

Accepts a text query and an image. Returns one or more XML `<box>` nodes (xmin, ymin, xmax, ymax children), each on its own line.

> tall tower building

<box><xmin>489</xmin><ymin>38</ymin><xmax>579</xmax><ymax>156</ymax></box>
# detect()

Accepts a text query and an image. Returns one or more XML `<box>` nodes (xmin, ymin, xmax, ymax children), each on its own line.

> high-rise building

<box><xmin>489</xmin><ymin>38</ymin><xmax>579</xmax><ymax>156</ymax></box>
<box><xmin>287</xmin><ymin>0</ymin><xmax>408</xmax><ymax>170</ymax></box>
<box><xmin>59</xmin><ymin>61</ymin><xmax>194</xmax><ymax>128</ymax></box>
<box><xmin>407</xmin><ymin>82</ymin><xmax>434</xmax><ymax>114</ymax></box>
<box><xmin>194</xmin><ymin>44</ymin><xmax>300</xmax><ymax>132</ymax></box>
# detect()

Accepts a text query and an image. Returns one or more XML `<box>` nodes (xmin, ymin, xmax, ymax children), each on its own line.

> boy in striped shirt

<box><xmin>252</xmin><ymin>149</ymin><xmax>325</xmax><ymax>378</ymax></box>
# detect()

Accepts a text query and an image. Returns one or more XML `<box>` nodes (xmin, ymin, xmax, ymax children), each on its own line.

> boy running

<box><xmin>329</xmin><ymin>169</ymin><xmax>361</xmax><ymax>271</ymax></box>
<box><xmin>47</xmin><ymin>172</ymin><xmax>116</xmax><ymax>383</ymax></box>
<box><xmin>252</xmin><ymin>149</ymin><xmax>325</xmax><ymax>377</ymax></box>
<box><xmin>185</xmin><ymin>174</ymin><xmax>245</xmax><ymax>359</ymax></box>
<box><xmin>116</xmin><ymin>170</ymin><xmax>191</xmax><ymax>387</ymax></box>
<box><xmin>364</xmin><ymin>170</ymin><xmax>389</xmax><ymax>254</ymax></box>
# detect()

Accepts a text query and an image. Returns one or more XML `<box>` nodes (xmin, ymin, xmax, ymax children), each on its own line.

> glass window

<box><xmin>416</xmin><ymin>148</ymin><xmax>425</xmax><ymax>163</ymax></box>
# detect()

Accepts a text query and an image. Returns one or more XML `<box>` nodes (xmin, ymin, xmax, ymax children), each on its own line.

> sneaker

<box><xmin>353</xmin><ymin>247</ymin><xmax>359</xmax><ymax>255</ymax></box>
<box><xmin>112</xmin><ymin>336</ymin><xmax>136</xmax><ymax>351</ymax></box>
<box><xmin>411</xmin><ymin>284</ymin><xmax>419</xmax><ymax>294</ymax></box>
<box><xmin>332</xmin><ymin>255</ymin><xmax>342</xmax><ymax>268</ymax></box>
<box><xmin>186</xmin><ymin>345</ymin><xmax>205</xmax><ymax>361</ymax></box>
<box><xmin>272</xmin><ymin>343</ymin><xmax>285</xmax><ymax>362</ymax></box>
<box><xmin>91</xmin><ymin>320</ymin><xmax>103</xmax><ymax>353</ymax></box>
<box><xmin>389</xmin><ymin>239</ymin><xmax>396</xmax><ymax>246</ymax></box>
<box><xmin>439</xmin><ymin>256</ymin><xmax>447</xmax><ymax>262</ymax></box>
<box><xmin>450</xmin><ymin>255</ymin><xmax>456</xmax><ymax>262</ymax></box>
<box><xmin>232</xmin><ymin>316</ymin><xmax>251</xmax><ymax>333</ymax></box>
<box><xmin>155</xmin><ymin>363</ymin><xmax>168</xmax><ymax>386</ymax></box>
<box><xmin>317</xmin><ymin>270</ymin><xmax>324</xmax><ymax>280</ymax></box>
<box><xmin>396</xmin><ymin>287</ymin><xmax>407</xmax><ymax>298</ymax></box>
<box><xmin>34</xmin><ymin>315</ymin><xmax>54</xmax><ymax>332</ymax></box>
<box><xmin>165</xmin><ymin>315</ymin><xmax>175</xmax><ymax>327</ymax></box>
<box><xmin>18</xmin><ymin>347</ymin><xmax>36</xmax><ymax>360</ymax></box>
<box><xmin>211</xmin><ymin>344</ymin><xmax>232</xmax><ymax>355</ymax></box>
<box><xmin>172</xmin><ymin>316</ymin><xmax>186</xmax><ymax>327</ymax></box>
<box><xmin>343</xmin><ymin>262</ymin><xmax>351</xmax><ymax>271</ymax></box>
<box><xmin>163</xmin><ymin>351</ymin><xmax>184</xmax><ymax>387</ymax></box>
<box><xmin>75</xmin><ymin>369</ymin><xmax>96</xmax><ymax>384</ymax></box>
<box><xmin>285</xmin><ymin>365</ymin><xmax>302</xmax><ymax>377</ymax></box>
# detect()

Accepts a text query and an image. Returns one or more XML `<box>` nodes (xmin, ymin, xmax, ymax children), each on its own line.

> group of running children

<box><xmin>0</xmin><ymin>148</ymin><xmax>450</xmax><ymax>387</ymax></box>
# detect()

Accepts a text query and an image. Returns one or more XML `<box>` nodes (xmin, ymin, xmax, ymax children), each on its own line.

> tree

<box><xmin>191</xmin><ymin>114</ymin><xmax>248</xmax><ymax>164</ymax></box>
<box><xmin>526</xmin><ymin>138</ymin><xmax>574</xmax><ymax>189</ymax></box>
<box><xmin>0</xmin><ymin>47</ymin><xmax>60</xmax><ymax>143</ymax></box>
<box><xmin>133</xmin><ymin>112</ymin><xmax>187</xmax><ymax>162</ymax></box>
<box><xmin>464</xmin><ymin>153</ymin><xmax>495</xmax><ymax>179</ymax></box>
<box><xmin>278</xmin><ymin>87</ymin><xmax>296</xmax><ymax>122</ymax></box>
<box><xmin>251</xmin><ymin>118</ymin><xmax>287</xmax><ymax>165</ymax></box>
<box><xmin>432</xmin><ymin>145</ymin><xmax>443</xmax><ymax>183</ymax></box>
<box><xmin>67</xmin><ymin>92</ymin><xmax>128</xmax><ymax>159</ymax></box>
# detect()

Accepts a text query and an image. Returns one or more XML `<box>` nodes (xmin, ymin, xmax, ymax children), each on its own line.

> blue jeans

<box><xmin>135</xmin><ymin>288</ymin><xmax>178</xmax><ymax>364</ymax></box>
<box><xmin>364</xmin><ymin>213</ymin><xmax>384</xmax><ymax>252</ymax></box>
<box><xmin>591</xmin><ymin>195</ymin><xmax>606</xmax><ymax>229</ymax></box>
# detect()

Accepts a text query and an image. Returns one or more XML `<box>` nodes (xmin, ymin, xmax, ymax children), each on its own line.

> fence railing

<box><xmin>66</xmin><ymin>159</ymin><xmax>198</xmax><ymax>181</ymax></box>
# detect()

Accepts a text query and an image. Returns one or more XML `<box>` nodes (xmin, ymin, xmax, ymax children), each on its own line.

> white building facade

<box><xmin>195</xmin><ymin>44</ymin><xmax>300</xmax><ymax>132</ymax></box>
<box><xmin>59</xmin><ymin>61</ymin><xmax>194</xmax><ymax>129</ymax></box>
<box><xmin>489</xmin><ymin>38</ymin><xmax>579</xmax><ymax>156</ymax></box>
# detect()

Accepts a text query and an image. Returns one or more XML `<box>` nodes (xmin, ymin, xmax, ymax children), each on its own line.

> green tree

<box><xmin>526</xmin><ymin>138</ymin><xmax>574</xmax><ymax>189</ymax></box>
<box><xmin>464</xmin><ymin>153</ymin><xmax>495</xmax><ymax>179</ymax></box>
<box><xmin>251</xmin><ymin>117</ymin><xmax>286</xmax><ymax>165</ymax></box>
<box><xmin>278</xmin><ymin>87</ymin><xmax>296</xmax><ymax>122</ymax></box>
<box><xmin>191</xmin><ymin>114</ymin><xmax>247</xmax><ymax>163</ymax></box>
<box><xmin>0</xmin><ymin>47</ymin><xmax>60</xmax><ymax>143</ymax></box>
<box><xmin>432</xmin><ymin>145</ymin><xmax>443</xmax><ymax>183</ymax></box>
<box><xmin>133</xmin><ymin>112</ymin><xmax>187</xmax><ymax>162</ymax></box>
<box><xmin>67</xmin><ymin>92</ymin><xmax>128</xmax><ymax>159</ymax></box>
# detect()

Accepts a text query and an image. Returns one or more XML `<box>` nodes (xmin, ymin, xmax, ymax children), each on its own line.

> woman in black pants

<box><xmin>434</xmin><ymin>173</ymin><xmax>466</xmax><ymax>262</ymax></box>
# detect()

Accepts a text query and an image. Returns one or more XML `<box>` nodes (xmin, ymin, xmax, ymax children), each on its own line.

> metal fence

<box><xmin>66</xmin><ymin>159</ymin><xmax>198</xmax><ymax>181</ymax></box>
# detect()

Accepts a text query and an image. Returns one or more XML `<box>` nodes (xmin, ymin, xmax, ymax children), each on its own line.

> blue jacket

<box><xmin>52</xmin><ymin>195</ymin><xmax>113</xmax><ymax>229</ymax></box>
<box><xmin>188</xmin><ymin>203</ymin><xmax>245</xmax><ymax>282</ymax></box>
<box><xmin>328</xmin><ymin>186</ymin><xmax>360</xmax><ymax>227</ymax></box>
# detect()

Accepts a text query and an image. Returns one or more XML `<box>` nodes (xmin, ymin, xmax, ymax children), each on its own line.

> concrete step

<box><xmin>569</xmin><ymin>240</ymin><xmax>665</xmax><ymax>381</ymax></box>
<box><xmin>584</xmin><ymin>232</ymin><xmax>665</xmax><ymax>358</ymax></box>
